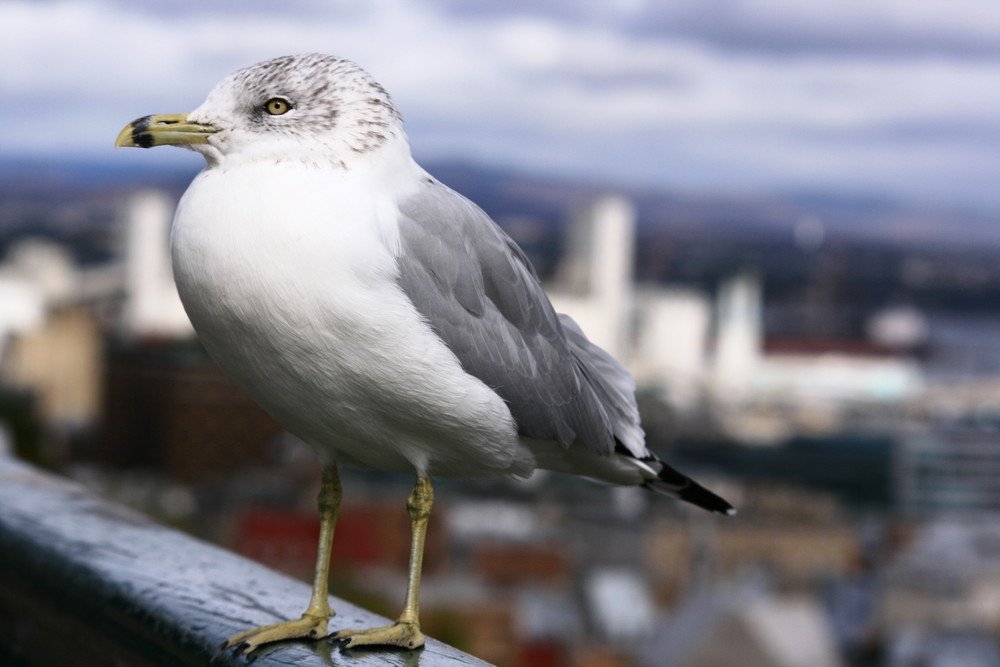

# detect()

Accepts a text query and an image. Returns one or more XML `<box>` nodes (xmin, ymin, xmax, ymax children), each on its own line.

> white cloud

<box><xmin>1</xmin><ymin>0</ymin><xmax>998</xmax><ymax>211</ymax></box>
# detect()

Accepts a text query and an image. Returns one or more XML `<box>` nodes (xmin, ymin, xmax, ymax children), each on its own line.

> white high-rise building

<box><xmin>631</xmin><ymin>288</ymin><xmax>713</xmax><ymax>409</ymax></box>
<box><xmin>549</xmin><ymin>196</ymin><xmax>635</xmax><ymax>361</ymax></box>
<box><xmin>547</xmin><ymin>195</ymin><xmax>716</xmax><ymax>407</ymax></box>
<box><xmin>122</xmin><ymin>191</ymin><xmax>193</xmax><ymax>339</ymax></box>
<box><xmin>712</xmin><ymin>271</ymin><xmax>763</xmax><ymax>398</ymax></box>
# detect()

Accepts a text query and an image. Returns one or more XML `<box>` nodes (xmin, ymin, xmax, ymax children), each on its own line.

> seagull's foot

<box><xmin>331</xmin><ymin>620</ymin><xmax>425</xmax><ymax>650</ymax></box>
<box><xmin>220</xmin><ymin>611</ymin><xmax>332</xmax><ymax>656</ymax></box>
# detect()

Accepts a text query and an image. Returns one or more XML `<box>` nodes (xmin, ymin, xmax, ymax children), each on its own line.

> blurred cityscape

<box><xmin>2</xmin><ymin>158</ymin><xmax>1000</xmax><ymax>667</ymax></box>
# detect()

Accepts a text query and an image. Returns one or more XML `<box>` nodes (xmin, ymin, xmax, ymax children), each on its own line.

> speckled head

<box><xmin>119</xmin><ymin>54</ymin><xmax>408</xmax><ymax>169</ymax></box>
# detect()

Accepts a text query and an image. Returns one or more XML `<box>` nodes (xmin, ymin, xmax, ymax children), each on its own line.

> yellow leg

<box><xmin>221</xmin><ymin>465</ymin><xmax>342</xmax><ymax>656</ymax></box>
<box><xmin>331</xmin><ymin>476</ymin><xmax>433</xmax><ymax>650</ymax></box>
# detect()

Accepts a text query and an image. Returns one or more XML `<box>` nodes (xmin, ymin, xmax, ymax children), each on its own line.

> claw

<box><xmin>331</xmin><ymin>621</ymin><xmax>425</xmax><ymax>650</ymax></box>
<box><xmin>219</xmin><ymin>611</ymin><xmax>332</xmax><ymax>657</ymax></box>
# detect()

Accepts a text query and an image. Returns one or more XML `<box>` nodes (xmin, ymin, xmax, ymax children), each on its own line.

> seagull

<box><xmin>115</xmin><ymin>53</ymin><xmax>734</xmax><ymax>655</ymax></box>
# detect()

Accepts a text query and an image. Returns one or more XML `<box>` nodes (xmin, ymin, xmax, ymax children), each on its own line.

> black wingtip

<box><xmin>678</xmin><ymin>480</ymin><xmax>736</xmax><ymax>516</ymax></box>
<box><xmin>646</xmin><ymin>459</ymin><xmax>736</xmax><ymax>516</ymax></box>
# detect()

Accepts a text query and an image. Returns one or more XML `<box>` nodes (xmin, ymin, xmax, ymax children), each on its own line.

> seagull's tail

<box><xmin>628</xmin><ymin>455</ymin><xmax>736</xmax><ymax>516</ymax></box>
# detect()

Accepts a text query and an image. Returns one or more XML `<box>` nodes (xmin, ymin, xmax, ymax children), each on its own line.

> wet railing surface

<box><xmin>0</xmin><ymin>457</ymin><xmax>491</xmax><ymax>667</ymax></box>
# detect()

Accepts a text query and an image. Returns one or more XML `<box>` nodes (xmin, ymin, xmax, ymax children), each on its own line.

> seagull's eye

<box><xmin>264</xmin><ymin>98</ymin><xmax>292</xmax><ymax>115</ymax></box>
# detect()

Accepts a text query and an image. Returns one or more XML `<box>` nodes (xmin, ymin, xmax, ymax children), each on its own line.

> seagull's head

<box><xmin>115</xmin><ymin>54</ymin><xmax>406</xmax><ymax>169</ymax></box>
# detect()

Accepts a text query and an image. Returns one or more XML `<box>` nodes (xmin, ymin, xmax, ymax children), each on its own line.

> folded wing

<box><xmin>394</xmin><ymin>178</ymin><xmax>645</xmax><ymax>458</ymax></box>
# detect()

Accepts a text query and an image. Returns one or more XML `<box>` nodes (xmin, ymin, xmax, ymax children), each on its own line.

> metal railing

<box><xmin>0</xmin><ymin>457</ymin><xmax>491</xmax><ymax>666</ymax></box>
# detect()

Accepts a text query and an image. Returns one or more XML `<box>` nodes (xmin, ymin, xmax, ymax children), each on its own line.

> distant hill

<box><xmin>0</xmin><ymin>157</ymin><xmax>198</xmax><ymax>198</ymax></box>
<box><xmin>429</xmin><ymin>161</ymin><xmax>1000</xmax><ymax>253</ymax></box>
<box><xmin>1</xmin><ymin>155</ymin><xmax>997</xmax><ymax>252</ymax></box>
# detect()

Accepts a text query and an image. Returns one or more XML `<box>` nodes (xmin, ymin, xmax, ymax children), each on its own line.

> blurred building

<box><xmin>546</xmin><ymin>196</ymin><xmax>925</xmax><ymax>441</ymax></box>
<box><xmin>120</xmin><ymin>190</ymin><xmax>193</xmax><ymax>339</ymax></box>
<box><xmin>0</xmin><ymin>240</ymin><xmax>102</xmax><ymax>434</ymax></box>
<box><xmin>880</xmin><ymin>521</ymin><xmax>1000</xmax><ymax>665</ymax></box>
<box><xmin>550</xmin><ymin>196</ymin><xmax>635</xmax><ymax>361</ymax></box>
<box><xmin>897</xmin><ymin>427</ymin><xmax>1000</xmax><ymax>517</ymax></box>
<box><xmin>712</xmin><ymin>270</ymin><xmax>764</xmax><ymax>400</ymax></box>
<box><xmin>630</xmin><ymin>286</ymin><xmax>712</xmax><ymax>410</ymax></box>
<box><xmin>94</xmin><ymin>342</ymin><xmax>283</xmax><ymax>481</ymax></box>
<box><xmin>645</xmin><ymin>486</ymin><xmax>858</xmax><ymax>601</ymax></box>
<box><xmin>1</xmin><ymin>304</ymin><xmax>101</xmax><ymax>432</ymax></box>
<box><xmin>0</xmin><ymin>190</ymin><xmax>197</xmax><ymax>437</ymax></box>
<box><xmin>644</xmin><ymin>582</ymin><xmax>844</xmax><ymax>667</ymax></box>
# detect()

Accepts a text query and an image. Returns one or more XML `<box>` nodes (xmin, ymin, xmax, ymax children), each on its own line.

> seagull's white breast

<box><xmin>171</xmin><ymin>160</ymin><xmax>525</xmax><ymax>479</ymax></box>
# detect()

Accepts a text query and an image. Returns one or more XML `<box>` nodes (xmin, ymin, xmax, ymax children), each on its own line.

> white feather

<box><xmin>172</xmin><ymin>155</ymin><xmax>528</xmax><ymax>479</ymax></box>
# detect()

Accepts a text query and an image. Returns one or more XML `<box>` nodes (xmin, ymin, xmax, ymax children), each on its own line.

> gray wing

<box><xmin>395</xmin><ymin>177</ymin><xmax>644</xmax><ymax>457</ymax></box>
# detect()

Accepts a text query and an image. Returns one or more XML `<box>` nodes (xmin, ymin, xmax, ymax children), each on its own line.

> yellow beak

<box><xmin>114</xmin><ymin>113</ymin><xmax>217</xmax><ymax>148</ymax></box>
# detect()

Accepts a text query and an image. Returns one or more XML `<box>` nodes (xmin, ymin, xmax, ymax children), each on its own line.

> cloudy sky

<box><xmin>2</xmin><ymin>0</ymin><xmax>999</xmax><ymax>212</ymax></box>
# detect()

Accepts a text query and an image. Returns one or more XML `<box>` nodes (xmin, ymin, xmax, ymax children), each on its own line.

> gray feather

<box><xmin>395</xmin><ymin>177</ymin><xmax>645</xmax><ymax>457</ymax></box>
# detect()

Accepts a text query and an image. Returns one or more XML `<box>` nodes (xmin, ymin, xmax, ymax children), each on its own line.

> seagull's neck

<box><xmin>346</xmin><ymin>136</ymin><xmax>419</xmax><ymax>182</ymax></box>
<box><xmin>202</xmin><ymin>134</ymin><xmax>418</xmax><ymax>188</ymax></box>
